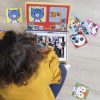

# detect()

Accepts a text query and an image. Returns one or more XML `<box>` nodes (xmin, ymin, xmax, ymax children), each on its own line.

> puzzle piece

<box><xmin>72</xmin><ymin>82</ymin><xmax>90</xmax><ymax>100</ymax></box>
<box><xmin>87</xmin><ymin>20</ymin><xmax>100</xmax><ymax>36</ymax></box>
<box><xmin>70</xmin><ymin>31</ymin><xmax>88</xmax><ymax>48</ymax></box>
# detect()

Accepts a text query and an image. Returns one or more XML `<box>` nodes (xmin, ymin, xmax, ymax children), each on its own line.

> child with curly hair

<box><xmin>0</xmin><ymin>31</ymin><xmax>65</xmax><ymax>100</ymax></box>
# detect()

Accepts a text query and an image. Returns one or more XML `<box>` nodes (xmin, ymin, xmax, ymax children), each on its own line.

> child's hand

<box><xmin>37</xmin><ymin>46</ymin><xmax>51</xmax><ymax>53</ymax></box>
<box><xmin>0</xmin><ymin>32</ymin><xmax>5</xmax><ymax>40</ymax></box>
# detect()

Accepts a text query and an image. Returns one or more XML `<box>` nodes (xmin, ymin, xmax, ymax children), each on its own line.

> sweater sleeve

<box><xmin>47</xmin><ymin>47</ymin><xmax>62</xmax><ymax>84</ymax></box>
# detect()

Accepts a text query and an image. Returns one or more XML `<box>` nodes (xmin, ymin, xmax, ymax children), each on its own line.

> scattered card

<box><xmin>6</xmin><ymin>8</ymin><xmax>22</xmax><ymax>23</ymax></box>
<box><xmin>69</xmin><ymin>14</ymin><xmax>90</xmax><ymax>35</ymax></box>
<box><xmin>69</xmin><ymin>14</ymin><xmax>83</xmax><ymax>33</ymax></box>
<box><xmin>70</xmin><ymin>31</ymin><xmax>88</xmax><ymax>48</ymax></box>
<box><xmin>87</xmin><ymin>20</ymin><xmax>100</xmax><ymax>36</ymax></box>
<box><xmin>72</xmin><ymin>82</ymin><xmax>90</xmax><ymax>100</ymax></box>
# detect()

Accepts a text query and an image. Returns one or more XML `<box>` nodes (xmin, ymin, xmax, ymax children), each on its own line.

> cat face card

<box><xmin>6</xmin><ymin>8</ymin><xmax>22</xmax><ymax>23</ymax></box>
<box><xmin>72</xmin><ymin>82</ymin><xmax>90</xmax><ymax>100</ymax></box>
<box><xmin>25</xmin><ymin>2</ymin><xmax>70</xmax><ymax>32</ymax></box>
<box><xmin>70</xmin><ymin>31</ymin><xmax>88</xmax><ymax>48</ymax></box>
<box><xmin>87</xmin><ymin>20</ymin><xmax>100</xmax><ymax>36</ymax></box>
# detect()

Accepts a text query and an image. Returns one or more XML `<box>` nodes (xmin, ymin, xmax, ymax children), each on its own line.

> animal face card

<box><xmin>69</xmin><ymin>14</ymin><xmax>89</xmax><ymax>35</ymax></box>
<box><xmin>6</xmin><ymin>8</ymin><xmax>22</xmax><ymax>23</ymax></box>
<box><xmin>25</xmin><ymin>2</ymin><xmax>70</xmax><ymax>32</ymax></box>
<box><xmin>72</xmin><ymin>82</ymin><xmax>90</xmax><ymax>100</ymax></box>
<box><xmin>75</xmin><ymin>21</ymin><xmax>90</xmax><ymax>35</ymax></box>
<box><xmin>36</xmin><ymin>33</ymin><xmax>67</xmax><ymax>62</ymax></box>
<box><xmin>87</xmin><ymin>20</ymin><xmax>100</xmax><ymax>36</ymax></box>
<box><xmin>69</xmin><ymin>14</ymin><xmax>82</xmax><ymax>31</ymax></box>
<box><xmin>70</xmin><ymin>31</ymin><xmax>88</xmax><ymax>48</ymax></box>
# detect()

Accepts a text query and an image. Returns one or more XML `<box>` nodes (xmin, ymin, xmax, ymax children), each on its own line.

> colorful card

<box><xmin>69</xmin><ymin>14</ymin><xmax>82</xmax><ymax>32</ymax></box>
<box><xmin>25</xmin><ymin>2</ymin><xmax>70</xmax><ymax>32</ymax></box>
<box><xmin>72</xmin><ymin>82</ymin><xmax>90</xmax><ymax>100</ymax></box>
<box><xmin>69</xmin><ymin>14</ymin><xmax>89</xmax><ymax>35</ymax></box>
<box><xmin>70</xmin><ymin>31</ymin><xmax>88</xmax><ymax>48</ymax></box>
<box><xmin>6</xmin><ymin>8</ymin><xmax>22</xmax><ymax>23</ymax></box>
<box><xmin>75</xmin><ymin>21</ymin><xmax>90</xmax><ymax>35</ymax></box>
<box><xmin>87</xmin><ymin>20</ymin><xmax>100</xmax><ymax>36</ymax></box>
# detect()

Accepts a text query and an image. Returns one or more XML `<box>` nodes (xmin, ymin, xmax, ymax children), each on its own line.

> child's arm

<box><xmin>48</xmin><ymin>48</ymin><xmax>62</xmax><ymax>84</ymax></box>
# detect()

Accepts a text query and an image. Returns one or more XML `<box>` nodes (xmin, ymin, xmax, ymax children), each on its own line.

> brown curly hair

<box><xmin>0</xmin><ymin>31</ymin><xmax>44</xmax><ymax>87</ymax></box>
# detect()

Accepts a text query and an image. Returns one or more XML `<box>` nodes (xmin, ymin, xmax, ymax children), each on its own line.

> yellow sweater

<box><xmin>0</xmin><ymin>48</ymin><xmax>61</xmax><ymax>100</ymax></box>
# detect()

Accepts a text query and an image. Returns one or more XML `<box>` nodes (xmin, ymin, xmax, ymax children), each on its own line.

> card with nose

<box><xmin>72</xmin><ymin>82</ymin><xmax>90</xmax><ymax>100</ymax></box>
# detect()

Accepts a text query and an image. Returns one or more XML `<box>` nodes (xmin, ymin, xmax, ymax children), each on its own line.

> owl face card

<box><xmin>25</xmin><ymin>2</ymin><xmax>70</xmax><ymax>32</ymax></box>
<box><xmin>72</xmin><ymin>82</ymin><xmax>90</xmax><ymax>100</ymax></box>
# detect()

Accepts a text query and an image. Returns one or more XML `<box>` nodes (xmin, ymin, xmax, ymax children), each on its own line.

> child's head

<box><xmin>0</xmin><ymin>31</ymin><xmax>43</xmax><ymax>87</ymax></box>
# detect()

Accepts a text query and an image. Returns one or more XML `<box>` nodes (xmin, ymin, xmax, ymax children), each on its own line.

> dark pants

<box><xmin>50</xmin><ymin>64</ymin><xmax>67</xmax><ymax>97</ymax></box>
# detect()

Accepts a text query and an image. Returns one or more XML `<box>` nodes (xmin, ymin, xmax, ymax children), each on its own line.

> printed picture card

<box><xmin>87</xmin><ymin>20</ymin><xmax>100</xmax><ymax>36</ymax></box>
<box><xmin>70</xmin><ymin>31</ymin><xmax>88</xmax><ymax>48</ymax></box>
<box><xmin>6</xmin><ymin>8</ymin><xmax>22</xmax><ymax>23</ymax></box>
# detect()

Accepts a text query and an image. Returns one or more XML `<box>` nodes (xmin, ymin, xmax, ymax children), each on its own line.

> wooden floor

<box><xmin>0</xmin><ymin>0</ymin><xmax>100</xmax><ymax>100</ymax></box>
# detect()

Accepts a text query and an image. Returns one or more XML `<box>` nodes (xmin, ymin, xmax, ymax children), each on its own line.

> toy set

<box><xmin>69</xmin><ymin>14</ymin><xmax>100</xmax><ymax>48</ymax></box>
<box><xmin>1</xmin><ymin>3</ymin><xmax>99</xmax><ymax>100</ymax></box>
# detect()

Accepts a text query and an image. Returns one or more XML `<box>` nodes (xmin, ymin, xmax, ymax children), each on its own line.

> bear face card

<box><xmin>70</xmin><ymin>31</ymin><xmax>88</xmax><ymax>48</ymax></box>
<box><xmin>25</xmin><ymin>2</ymin><xmax>70</xmax><ymax>32</ymax></box>
<box><xmin>6</xmin><ymin>8</ymin><xmax>22</xmax><ymax>23</ymax></box>
<box><xmin>87</xmin><ymin>20</ymin><xmax>100</xmax><ymax>36</ymax></box>
<box><xmin>72</xmin><ymin>82</ymin><xmax>90</xmax><ymax>100</ymax></box>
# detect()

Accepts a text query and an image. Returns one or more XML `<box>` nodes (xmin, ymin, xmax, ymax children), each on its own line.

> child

<box><xmin>0</xmin><ymin>31</ymin><xmax>62</xmax><ymax>100</ymax></box>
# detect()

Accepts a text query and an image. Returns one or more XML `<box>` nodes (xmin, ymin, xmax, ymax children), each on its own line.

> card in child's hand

<box><xmin>72</xmin><ymin>82</ymin><xmax>90</xmax><ymax>100</ymax></box>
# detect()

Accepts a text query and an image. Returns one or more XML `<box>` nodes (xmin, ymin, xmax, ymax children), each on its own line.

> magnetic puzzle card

<box><xmin>6</xmin><ymin>8</ymin><xmax>22</xmax><ymax>23</ymax></box>
<box><xmin>25</xmin><ymin>2</ymin><xmax>70</xmax><ymax>32</ymax></box>
<box><xmin>70</xmin><ymin>31</ymin><xmax>88</xmax><ymax>48</ymax></box>
<box><xmin>87</xmin><ymin>20</ymin><xmax>100</xmax><ymax>36</ymax></box>
<box><xmin>69</xmin><ymin>14</ymin><xmax>82</xmax><ymax>32</ymax></box>
<box><xmin>72</xmin><ymin>82</ymin><xmax>90</xmax><ymax>100</ymax></box>
<box><xmin>69</xmin><ymin>14</ymin><xmax>90</xmax><ymax>35</ymax></box>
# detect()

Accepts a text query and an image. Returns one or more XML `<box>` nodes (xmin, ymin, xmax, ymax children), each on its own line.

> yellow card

<box><xmin>6</xmin><ymin>8</ymin><xmax>22</xmax><ymax>23</ymax></box>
